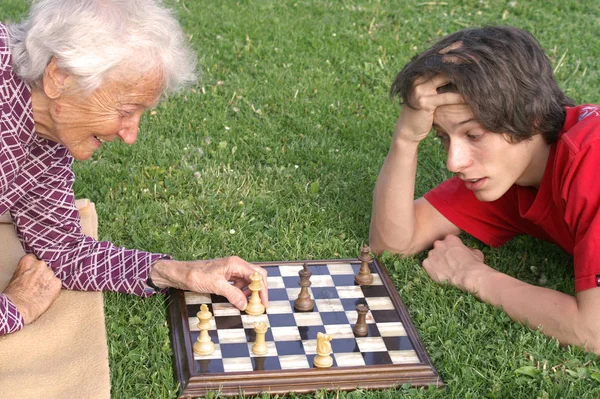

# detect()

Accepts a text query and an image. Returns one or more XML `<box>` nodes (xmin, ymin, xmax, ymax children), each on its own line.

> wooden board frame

<box><xmin>167</xmin><ymin>258</ymin><xmax>443</xmax><ymax>398</ymax></box>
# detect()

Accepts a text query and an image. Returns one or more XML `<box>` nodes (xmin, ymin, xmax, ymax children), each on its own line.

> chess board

<box><xmin>168</xmin><ymin>258</ymin><xmax>442</xmax><ymax>398</ymax></box>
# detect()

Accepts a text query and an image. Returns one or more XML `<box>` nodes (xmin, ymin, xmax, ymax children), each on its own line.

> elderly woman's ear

<box><xmin>42</xmin><ymin>57</ymin><xmax>75</xmax><ymax>99</ymax></box>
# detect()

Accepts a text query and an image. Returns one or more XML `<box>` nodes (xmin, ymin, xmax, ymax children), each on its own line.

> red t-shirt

<box><xmin>424</xmin><ymin>105</ymin><xmax>600</xmax><ymax>292</ymax></box>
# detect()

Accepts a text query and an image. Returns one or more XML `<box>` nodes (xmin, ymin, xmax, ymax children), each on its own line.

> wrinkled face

<box><xmin>432</xmin><ymin>104</ymin><xmax>548</xmax><ymax>202</ymax></box>
<box><xmin>43</xmin><ymin>67</ymin><xmax>163</xmax><ymax>160</ymax></box>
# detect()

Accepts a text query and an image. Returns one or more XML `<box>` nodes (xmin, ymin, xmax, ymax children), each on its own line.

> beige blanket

<box><xmin>0</xmin><ymin>200</ymin><xmax>110</xmax><ymax>399</ymax></box>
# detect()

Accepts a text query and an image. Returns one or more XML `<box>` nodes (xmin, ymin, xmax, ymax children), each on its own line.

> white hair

<box><xmin>7</xmin><ymin>0</ymin><xmax>197</xmax><ymax>94</ymax></box>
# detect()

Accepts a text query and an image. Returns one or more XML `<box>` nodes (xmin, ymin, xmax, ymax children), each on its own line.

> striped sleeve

<box><xmin>0</xmin><ymin>293</ymin><xmax>24</xmax><ymax>335</ymax></box>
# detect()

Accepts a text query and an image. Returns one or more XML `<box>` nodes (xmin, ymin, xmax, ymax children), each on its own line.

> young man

<box><xmin>369</xmin><ymin>26</ymin><xmax>600</xmax><ymax>354</ymax></box>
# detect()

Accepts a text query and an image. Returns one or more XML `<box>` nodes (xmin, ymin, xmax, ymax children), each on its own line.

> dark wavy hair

<box><xmin>391</xmin><ymin>26</ymin><xmax>575</xmax><ymax>144</ymax></box>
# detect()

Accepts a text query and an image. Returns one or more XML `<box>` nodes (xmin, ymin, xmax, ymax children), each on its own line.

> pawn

<box><xmin>294</xmin><ymin>262</ymin><xmax>315</xmax><ymax>312</ymax></box>
<box><xmin>313</xmin><ymin>332</ymin><xmax>333</xmax><ymax>368</ymax></box>
<box><xmin>252</xmin><ymin>322</ymin><xmax>269</xmax><ymax>356</ymax></box>
<box><xmin>245</xmin><ymin>271</ymin><xmax>266</xmax><ymax>316</ymax></box>
<box><xmin>193</xmin><ymin>304</ymin><xmax>215</xmax><ymax>356</ymax></box>
<box><xmin>352</xmin><ymin>304</ymin><xmax>369</xmax><ymax>337</ymax></box>
<box><xmin>355</xmin><ymin>245</ymin><xmax>374</xmax><ymax>285</ymax></box>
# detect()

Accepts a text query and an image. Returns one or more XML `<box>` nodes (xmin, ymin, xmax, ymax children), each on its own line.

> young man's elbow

<box><xmin>368</xmin><ymin>232</ymin><xmax>420</xmax><ymax>257</ymax></box>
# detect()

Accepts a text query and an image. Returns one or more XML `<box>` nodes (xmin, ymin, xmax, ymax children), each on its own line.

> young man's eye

<box><xmin>467</xmin><ymin>132</ymin><xmax>483</xmax><ymax>141</ymax></box>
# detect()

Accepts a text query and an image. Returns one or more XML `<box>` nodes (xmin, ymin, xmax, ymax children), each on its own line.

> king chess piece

<box><xmin>294</xmin><ymin>262</ymin><xmax>315</xmax><ymax>312</ymax></box>
<box><xmin>313</xmin><ymin>332</ymin><xmax>333</xmax><ymax>368</ymax></box>
<box><xmin>355</xmin><ymin>245</ymin><xmax>374</xmax><ymax>285</ymax></box>
<box><xmin>193</xmin><ymin>304</ymin><xmax>215</xmax><ymax>355</ymax></box>
<box><xmin>245</xmin><ymin>271</ymin><xmax>266</xmax><ymax>316</ymax></box>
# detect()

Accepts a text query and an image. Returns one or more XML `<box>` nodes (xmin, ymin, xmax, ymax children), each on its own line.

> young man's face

<box><xmin>432</xmin><ymin>104</ymin><xmax>549</xmax><ymax>202</ymax></box>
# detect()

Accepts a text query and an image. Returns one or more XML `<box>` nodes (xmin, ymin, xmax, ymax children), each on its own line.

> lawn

<box><xmin>1</xmin><ymin>0</ymin><xmax>600</xmax><ymax>398</ymax></box>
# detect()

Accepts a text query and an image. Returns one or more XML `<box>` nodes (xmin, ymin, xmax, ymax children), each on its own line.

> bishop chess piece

<box><xmin>352</xmin><ymin>304</ymin><xmax>369</xmax><ymax>337</ymax></box>
<box><xmin>252</xmin><ymin>322</ymin><xmax>269</xmax><ymax>356</ymax></box>
<box><xmin>245</xmin><ymin>271</ymin><xmax>266</xmax><ymax>316</ymax></box>
<box><xmin>355</xmin><ymin>245</ymin><xmax>374</xmax><ymax>285</ymax></box>
<box><xmin>193</xmin><ymin>304</ymin><xmax>215</xmax><ymax>355</ymax></box>
<box><xmin>294</xmin><ymin>262</ymin><xmax>315</xmax><ymax>312</ymax></box>
<box><xmin>313</xmin><ymin>332</ymin><xmax>333</xmax><ymax>368</ymax></box>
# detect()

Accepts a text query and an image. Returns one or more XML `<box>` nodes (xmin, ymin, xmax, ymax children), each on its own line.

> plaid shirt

<box><xmin>0</xmin><ymin>23</ymin><xmax>168</xmax><ymax>335</ymax></box>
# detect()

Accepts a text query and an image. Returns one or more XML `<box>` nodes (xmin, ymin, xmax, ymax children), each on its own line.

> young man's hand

<box><xmin>393</xmin><ymin>74</ymin><xmax>464</xmax><ymax>144</ymax></box>
<box><xmin>3</xmin><ymin>254</ymin><xmax>62</xmax><ymax>325</ymax></box>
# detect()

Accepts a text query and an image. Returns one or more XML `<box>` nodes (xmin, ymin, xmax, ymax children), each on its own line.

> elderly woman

<box><xmin>0</xmin><ymin>0</ymin><xmax>268</xmax><ymax>335</ymax></box>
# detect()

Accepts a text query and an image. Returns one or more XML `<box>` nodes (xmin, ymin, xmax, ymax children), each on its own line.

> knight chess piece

<box><xmin>193</xmin><ymin>304</ymin><xmax>215</xmax><ymax>355</ymax></box>
<box><xmin>245</xmin><ymin>271</ymin><xmax>266</xmax><ymax>316</ymax></box>
<box><xmin>313</xmin><ymin>332</ymin><xmax>333</xmax><ymax>368</ymax></box>
<box><xmin>252</xmin><ymin>322</ymin><xmax>269</xmax><ymax>356</ymax></box>
<box><xmin>352</xmin><ymin>304</ymin><xmax>369</xmax><ymax>337</ymax></box>
<box><xmin>294</xmin><ymin>262</ymin><xmax>315</xmax><ymax>312</ymax></box>
<box><xmin>355</xmin><ymin>245</ymin><xmax>374</xmax><ymax>285</ymax></box>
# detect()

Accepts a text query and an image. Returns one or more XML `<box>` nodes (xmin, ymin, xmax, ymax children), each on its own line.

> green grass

<box><xmin>2</xmin><ymin>0</ymin><xmax>600</xmax><ymax>398</ymax></box>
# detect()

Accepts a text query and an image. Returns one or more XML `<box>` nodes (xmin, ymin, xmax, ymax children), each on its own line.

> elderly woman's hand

<box><xmin>149</xmin><ymin>257</ymin><xmax>269</xmax><ymax>311</ymax></box>
<box><xmin>3</xmin><ymin>254</ymin><xmax>62</xmax><ymax>324</ymax></box>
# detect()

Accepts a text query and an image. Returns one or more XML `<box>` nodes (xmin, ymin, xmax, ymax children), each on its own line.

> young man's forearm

<box><xmin>370</xmin><ymin>137</ymin><xmax>420</xmax><ymax>254</ymax></box>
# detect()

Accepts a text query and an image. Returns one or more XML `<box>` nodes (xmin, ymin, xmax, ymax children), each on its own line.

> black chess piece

<box><xmin>352</xmin><ymin>304</ymin><xmax>369</xmax><ymax>337</ymax></box>
<box><xmin>294</xmin><ymin>262</ymin><xmax>315</xmax><ymax>312</ymax></box>
<box><xmin>355</xmin><ymin>245</ymin><xmax>374</xmax><ymax>285</ymax></box>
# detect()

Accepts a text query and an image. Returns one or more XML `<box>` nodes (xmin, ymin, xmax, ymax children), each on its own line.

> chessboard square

<box><xmin>383</xmin><ymin>336</ymin><xmax>415</xmax><ymax>351</ymax></box>
<box><xmin>244</xmin><ymin>327</ymin><xmax>274</xmax><ymax>342</ymax></box>
<box><xmin>324</xmin><ymin>324</ymin><xmax>355</xmax><ymax>339</ymax></box>
<box><xmin>215</xmin><ymin>315</ymin><xmax>244</xmax><ymax>330</ymax></box>
<box><xmin>340</xmin><ymin>297</ymin><xmax>368</xmax><ymax>311</ymax></box>
<box><xmin>264</xmin><ymin>266</ymin><xmax>281</xmax><ymax>276</ymax></box>
<box><xmin>213</xmin><ymin>302</ymin><xmax>241</xmax><ymax>317</ymax></box>
<box><xmin>267</xmin><ymin>288</ymin><xmax>289</xmax><ymax>301</ymax></box>
<box><xmin>356</xmin><ymin>337</ymin><xmax>387</xmax><ymax>352</ymax></box>
<box><xmin>251</xmin><ymin>356</ymin><xmax>281</xmax><ymax>371</ymax></box>
<box><xmin>279</xmin><ymin>354</ymin><xmax>310</xmax><ymax>369</ymax></box>
<box><xmin>267</xmin><ymin>312</ymin><xmax>297</xmax><ymax>327</ymax></box>
<box><xmin>220</xmin><ymin>343</ymin><xmax>250</xmax><ymax>358</ymax></box>
<box><xmin>195</xmin><ymin>358</ymin><xmax>224</xmax><ymax>374</ymax></box>
<box><xmin>210</xmin><ymin>294</ymin><xmax>230</xmax><ymax>303</ymax></box>
<box><xmin>362</xmin><ymin>324</ymin><xmax>381</xmax><ymax>338</ymax></box>
<box><xmin>267</xmin><ymin>276</ymin><xmax>285</xmax><ymax>289</ymax></box>
<box><xmin>334</xmin><ymin>352</ymin><xmax>366</xmax><ymax>367</ymax></box>
<box><xmin>247</xmin><ymin>341</ymin><xmax>278</xmax><ymax>358</ymax></box>
<box><xmin>389</xmin><ymin>350</ymin><xmax>420</xmax><ymax>364</ymax></box>
<box><xmin>217</xmin><ymin>328</ymin><xmax>247</xmax><ymax>343</ymax></box>
<box><xmin>310</xmin><ymin>275</ymin><xmax>335</xmax><ymax>287</ymax></box>
<box><xmin>314</xmin><ymin>298</ymin><xmax>343</xmax><ymax>312</ymax></box>
<box><xmin>326</xmin><ymin>263</ymin><xmax>354</xmax><ymax>275</ymax></box>
<box><xmin>377</xmin><ymin>322</ymin><xmax>407</xmax><ymax>337</ymax></box>
<box><xmin>345</xmin><ymin>309</ymin><xmax>375</xmax><ymax>325</ymax></box>
<box><xmin>222</xmin><ymin>357</ymin><xmax>254</xmax><ymax>373</ymax></box>
<box><xmin>365</xmin><ymin>296</ymin><xmax>395</xmax><ymax>310</ymax></box>
<box><xmin>362</xmin><ymin>351</ymin><xmax>393</xmax><ymax>365</ymax></box>
<box><xmin>311</xmin><ymin>287</ymin><xmax>339</xmax><ymax>301</ymax></box>
<box><xmin>308</xmin><ymin>264</ymin><xmax>329</xmax><ymax>275</ymax></box>
<box><xmin>293</xmin><ymin>312</ymin><xmax>323</xmax><ymax>326</ymax></box>
<box><xmin>275</xmin><ymin>340</ymin><xmax>306</xmax><ymax>356</ymax></box>
<box><xmin>271</xmin><ymin>326</ymin><xmax>301</xmax><ymax>341</ymax></box>
<box><xmin>283</xmin><ymin>276</ymin><xmax>302</xmax><ymax>289</ymax></box>
<box><xmin>371</xmin><ymin>309</ymin><xmax>402</xmax><ymax>323</ymax></box>
<box><xmin>278</xmin><ymin>264</ymin><xmax>304</xmax><ymax>276</ymax></box>
<box><xmin>286</xmin><ymin>287</ymin><xmax>313</xmax><ymax>300</ymax></box>
<box><xmin>371</xmin><ymin>274</ymin><xmax>383</xmax><ymax>285</ymax></box>
<box><xmin>266</xmin><ymin>300</ymin><xmax>293</xmax><ymax>314</ymax></box>
<box><xmin>336</xmin><ymin>286</ymin><xmax>365</xmax><ymax>299</ymax></box>
<box><xmin>331</xmin><ymin>274</ymin><xmax>358</xmax><ymax>286</ymax></box>
<box><xmin>319</xmin><ymin>311</ymin><xmax>349</xmax><ymax>325</ymax></box>
<box><xmin>331</xmin><ymin>338</ymin><xmax>360</xmax><ymax>353</ymax></box>
<box><xmin>361</xmin><ymin>284</ymin><xmax>389</xmax><ymax>298</ymax></box>
<box><xmin>302</xmin><ymin>339</ymin><xmax>317</xmax><ymax>355</ymax></box>
<box><xmin>188</xmin><ymin>316</ymin><xmax>217</xmax><ymax>331</ymax></box>
<box><xmin>193</xmin><ymin>344</ymin><xmax>222</xmax><ymax>360</ymax></box>
<box><xmin>298</xmin><ymin>325</ymin><xmax>326</xmax><ymax>341</ymax></box>
<box><xmin>241</xmin><ymin>314</ymin><xmax>270</xmax><ymax>329</ymax></box>
<box><xmin>184</xmin><ymin>291</ymin><xmax>212</xmax><ymax>305</ymax></box>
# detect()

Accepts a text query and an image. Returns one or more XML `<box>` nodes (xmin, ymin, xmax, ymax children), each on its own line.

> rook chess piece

<box><xmin>355</xmin><ymin>245</ymin><xmax>374</xmax><ymax>285</ymax></box>
<box><xmin>352</xmin><ymin>304</ymin><xmax>369</xmax><ymax>337</ymax></box>
<box><xmin>313</xmin><ymin>332</ymin><xmax>333</xmax><ymax>368</ymax></box>
<box><xmin>252</xmin><ymin>322</ymin><xmax>269</xmax><ymax>356</ymax></box>
<box><xmin>294</xmin><ymin>262</ymin><xmax>315</xmax><ymax>312</ymax></box>
<box><xmin>245</xmin><ymin>271</ymin><xmax>266</xmax><ymax>316</ymax></box>
<box><xmin>193</xmin><ymin>304</ymin><xmax>215</xmax><ymax>355</ymax></box>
